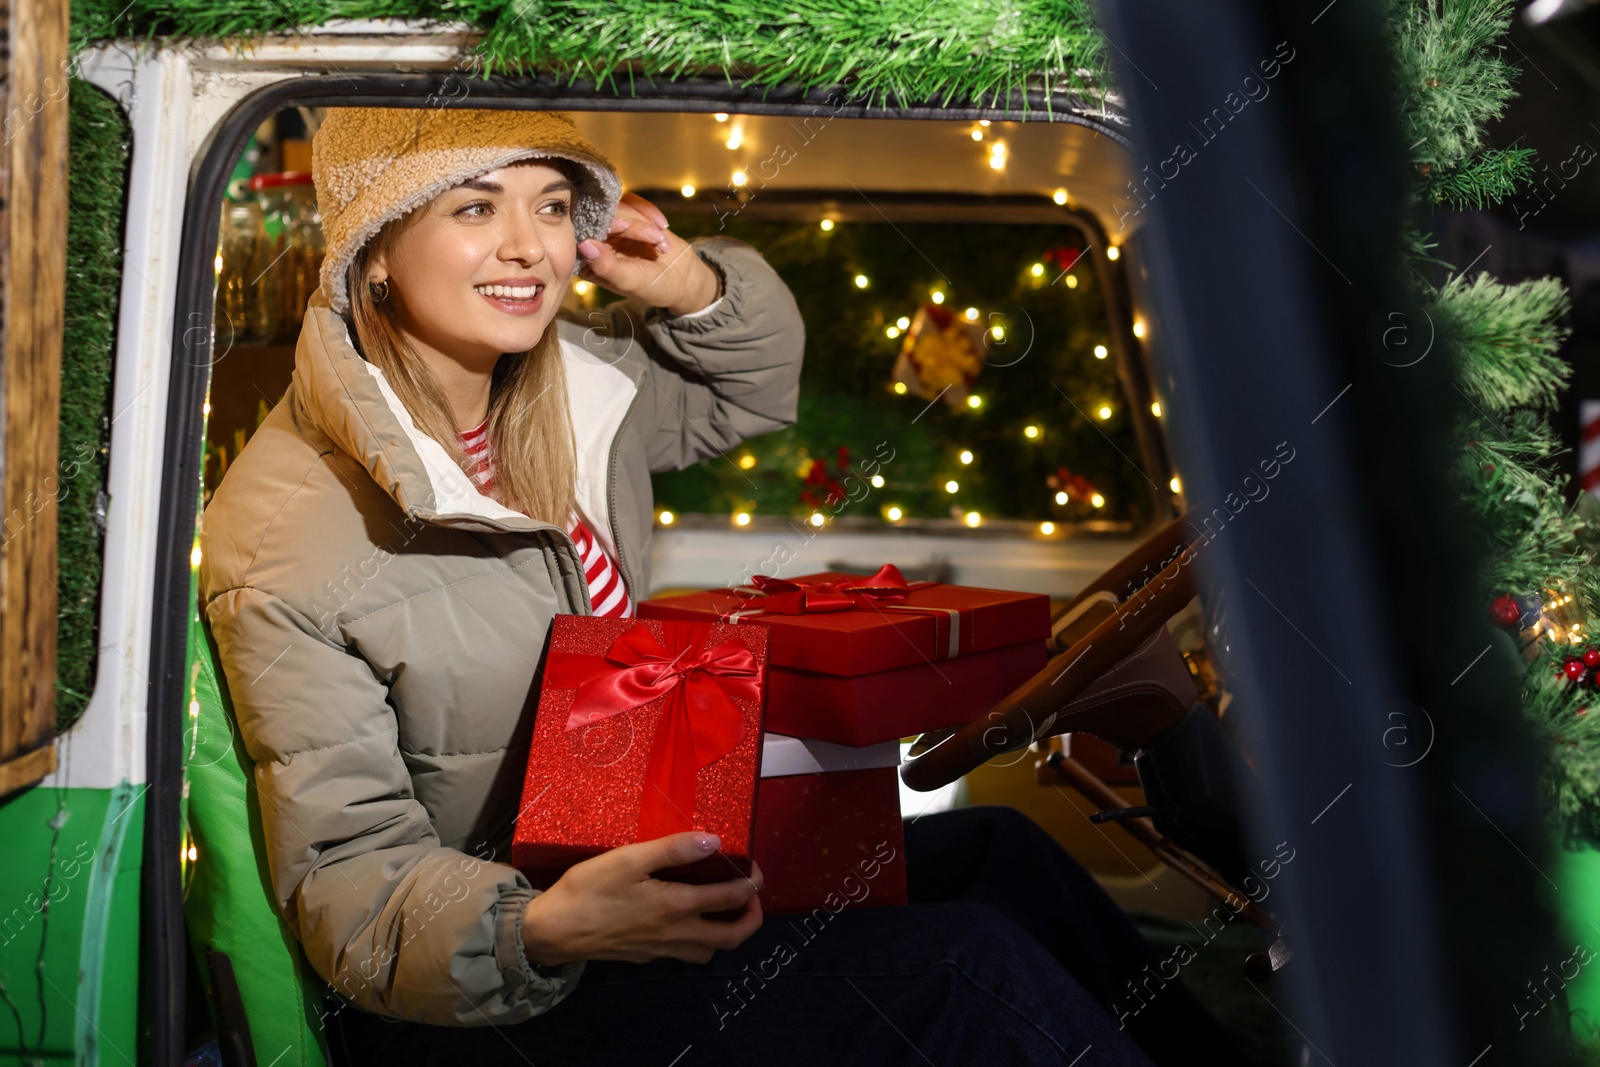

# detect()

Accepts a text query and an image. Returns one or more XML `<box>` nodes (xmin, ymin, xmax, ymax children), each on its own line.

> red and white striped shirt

<box><xmin>459</xmin><ymin>415</ymin><xmax>633</xmax><ymax>618</ymax></box>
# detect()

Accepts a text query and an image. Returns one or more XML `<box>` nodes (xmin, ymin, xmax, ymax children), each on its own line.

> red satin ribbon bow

<box><xmin>737</xmin><ymin>563</ymin><xmax>912</xmax><ymax>614</ymax></box>
<box><xmin>547</xmin><ymin>621</ymin><xmax>759</xmax><ymax>840</ymax></box>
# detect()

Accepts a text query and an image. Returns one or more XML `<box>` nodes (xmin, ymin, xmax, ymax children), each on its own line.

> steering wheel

<box><xmin>900</xmin><ymin>510</ymin><xmax>1207</xmax><ymax>792</ymax></box>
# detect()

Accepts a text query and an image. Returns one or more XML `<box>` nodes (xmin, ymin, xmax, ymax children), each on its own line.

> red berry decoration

<box><xmin>1584</xmin><ymin>649</ymin><xmax>1600</xmax><ymax>670</ymax></box>
<box><xmin>1490</xmin><ymin>596</ymin><xmax>1521</xmax><ymax>627</ymax></box>
<box><xmin>1564</xmin><ymin>656</ymin><xmax>1586</xmax><ymax>681</ymax></box>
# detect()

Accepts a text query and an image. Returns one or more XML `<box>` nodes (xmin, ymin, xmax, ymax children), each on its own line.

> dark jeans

<box><xmin>323</xmin><ymin>805</ymin><xmax>1241</xmax><ymax>1066</ymax></box>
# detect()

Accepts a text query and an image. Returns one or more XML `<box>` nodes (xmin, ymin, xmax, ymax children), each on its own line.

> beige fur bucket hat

<box><xmin>311</xmin><ymin>107</ymin><xmax>623</xmax><ymax>316</ymax></box>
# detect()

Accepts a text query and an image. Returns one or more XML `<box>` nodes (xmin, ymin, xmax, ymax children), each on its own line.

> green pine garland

<box><xmin>71</xmin><ymin>0</ymin><xmax>1111</xmax><ymax>117</ymax></box>
<box><xmin>1392</xmin><ymin>0</ymin><xmax>1593</xmax><ymax>846</ymax></box>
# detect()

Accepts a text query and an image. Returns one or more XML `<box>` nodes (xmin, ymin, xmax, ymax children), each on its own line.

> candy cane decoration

<box><xmin>1583</xmin><ymin>400</ymin><xmax>1600</xmax><ymax>497</ymax></box>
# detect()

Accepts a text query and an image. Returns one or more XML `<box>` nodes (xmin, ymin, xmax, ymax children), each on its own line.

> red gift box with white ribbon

<box><xmin>638</xmin><ymin>565</ymin><xmax>1051</xmax><ymax>745</ymax></box>
<box><xmin>752</xmin><ymin>733</ymin><xmax>908</xmax><ymax>916</ymax></box>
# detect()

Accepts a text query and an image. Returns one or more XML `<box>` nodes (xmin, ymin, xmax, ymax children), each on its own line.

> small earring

<box><xmin>368</xmin><ymin>278</ymin><xmax>390</xmax><ymax>303</ymax></box>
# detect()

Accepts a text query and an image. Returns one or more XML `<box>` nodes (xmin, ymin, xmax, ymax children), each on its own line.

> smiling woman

<box><xmin>197</xmin><ymin>105</ymin><xmax>806</xmax><ymax>1034</ymax></box>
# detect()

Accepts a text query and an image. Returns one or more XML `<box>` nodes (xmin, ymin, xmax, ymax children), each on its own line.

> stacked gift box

<box><xmin>514</xmin><ymin>566</ymin><xmax>1052</xmax><ymax>916</ymax></box>
<box><xmin>751</xmin><ymin>733</ymin><xmax>907</xmax><ymax>914</ymax></box>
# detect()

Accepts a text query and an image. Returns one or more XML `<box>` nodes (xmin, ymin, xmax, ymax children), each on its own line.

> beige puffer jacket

<box><xmin>198</xmin><ymin>235</ymin><xmax>805</xmax><ymax>1026</ymax></box>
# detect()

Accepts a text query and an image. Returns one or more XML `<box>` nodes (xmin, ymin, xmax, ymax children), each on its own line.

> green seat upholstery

<box><xmin>184</xmin><ymin>596</ymin><xmax>331</xmax><ymax>1067</ymax></box>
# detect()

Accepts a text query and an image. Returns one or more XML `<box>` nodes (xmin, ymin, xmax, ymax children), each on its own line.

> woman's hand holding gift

<box><xmin>520</xmin><ymin>831</ymin><xmax>764</xmax><ymax>966</ymax></box>
<box><xmin>575</xmin><ymin>191</ymin><xmax>722</xmax><ymax>317</ymax></box>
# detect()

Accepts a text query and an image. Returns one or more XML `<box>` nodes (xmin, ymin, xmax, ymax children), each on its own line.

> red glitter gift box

<box><xmin>752</xmin><ymin>733</ymin><xmax>907</xmax><ymax>916</ymax></box>
<box><xmin>512</xmin><ymin>615</ymin><xmax>769</xmax><ymax>886</ymax></box>
<box><xmin>638</xmin><ymin>565</ymin><xmax>1051</xmax><ymax>746</ymax></box>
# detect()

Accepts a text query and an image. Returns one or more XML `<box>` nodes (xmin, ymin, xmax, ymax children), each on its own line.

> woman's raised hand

<box><xmin>520</xmin><ymin>831</ymin><xmax>765</xmax><ymax>966</ymax></box>
<box><xmin>575</xmin><ymin>192</ymin><xmax>722</xmax><ymax>317</ymax></box>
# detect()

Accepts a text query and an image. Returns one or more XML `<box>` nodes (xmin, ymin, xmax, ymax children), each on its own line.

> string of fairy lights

<box><xmin>564</xmin><ymin>113</ymin><xmax>1170</xmax><ymax>533</ymax></box>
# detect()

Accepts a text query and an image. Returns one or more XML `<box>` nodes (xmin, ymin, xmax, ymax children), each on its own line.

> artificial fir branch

<box><xmin>1392</xmin><ymin>0</ymin><xmax>1521</xmax><ymax>170</ymax></box>
<box><xmin>1522</xmin><ymin>656</ymin><xmax>1600</xmax><ymax>848</ymax></box>
<box><xmin>1420</xmin><ymin>145</ymin><xmax>1537</xmax><ymax>209</ymax></box>
<box><xmin>1450</xmin><ymin>399</ymin><xmax>1574</xmax><ymax>601</ymax></box>
<box><xmin>1442</xmin><ymin>272</ymin><xmax>1573</xmax><ymax>413</ymax></box>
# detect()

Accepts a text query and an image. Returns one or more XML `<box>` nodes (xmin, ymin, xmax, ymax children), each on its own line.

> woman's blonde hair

<box><xmin>342</xmin><ymin>159</ymin><xmax>581</xmax><ymax>526</ymax></box>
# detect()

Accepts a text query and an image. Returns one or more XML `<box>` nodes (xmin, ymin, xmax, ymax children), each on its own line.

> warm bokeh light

<box><xmin>1030</xmin><ymin>262</ymin><xmax>1045</xmax><ymax>277</ymax></box>
<box><xmin>809</xmin><ymin>512</ymin><xmax>825</xmax><ymax>527</ymax></box>
<box><xmin>714</xmin><ymin>113</ymin><xmax>729</xmax><ymax>122</ymax></box>
<box><xmin>964</xmin><ymin>307</ymin><xmax>979</xmax><ymax>321</ymax></box>
<box><xmin>966</xmin><ymin>395</ymin><xmax>982</xmax><ymax>409</ymax></box>
<box><xmin>1053</xmin><ymin>189</ymin><xmax>1068</xmax><ymax>205</ymax></box>
<box><xmin>854</xmin><ymin>274</ymin><xmax>870</xmax><ymax>289</ymax></box>
<box><xmin>886</xmin><ymin>505</ymin><xmax>903</xmax><ymax>521</ymax></box>
<box><xmin>1039</xmin><ymin>521</ymin><xmax>1055</xmax><ymax>535</ymax></box>
<box><xmin>1170</xmin><ymin>476</ymin><xmax>1182</xmax><ymax>494</ymax></box>
<box><xmin>820</xmin><ymin>219</ymin><xmax>835</xmax><ymax>231</ymax></box>
<box><xmin>680</xmin><ymin>184</ymin><xmax>696</xmax><ymax>198</ymax></box>
<box><xmin>964</xmin><ymin>511</ymin><xmax>982</xmax><ymax>527</ymax></box>
<box><xmin>990</xmin><ymin>326</ymin><xmax>1005</xmax><ymax>341</ymax></box>
<box><xmin>871</xmin><ymin>474</ymin><xmax>885</xmax><ymax>488</ymax></box>
<box><xmin>931</xmin><ymin>290</ymin><xmax>946</xmax><ymax>304</ymax></box>
<box><xmin>959</xmin><ymin>450</ymin><xmax>974</xmax><ymax>464</ymax></box>
<box><xmin>1151</xmin><ymin>401</ymin><xmax>1162</xmax><ymax>417</ymax></box>
<box><xmin>726</xmin><ymin>128</ymin><xmax>743</xmax><ymax>150</ymax></box>
<box><xmin>1106</xmin><ymin>246</ymin><xmax>1120</xmax><ymax>261</ymax></box>
<box><xmin>190</xmin><ymin>543</ymin><xmax>202</xmax><ymax>568</ymax></box>
<box><xmin>731</xmin><ymin>170</ymin><xmax>748</xmax><ymax>186</ymax></box>
<box><xmin>1055</xmin><ymin>491</ymin><xmax>1069</xmax><ymax>505</ymax></box>
<box><xmin>1066</xmin><ymin>275</ymin><xmax>1078</xmax><ymax>289</ymax></box>
<box><xmin>1097</xmin><ymin>405</ymin><xmax>1112</xmax><ymax>420</ymax></box>
<box><xmin>944</xmin><ymin>480</ymin><xmax>959</xmax><ymax>493</ymax></box>
<box><xmin>886</xmin><ymin>326</ymin><xmax>901</xmax><ymax>339</ymax></box>
<box><xmin>573</xmin><ymin>280</ymin><xmax>592</xmax><ymax>296</ymax></box>
<box><xmin>659</xmin><ymin>510</ymin><xmax>675</xmax><ymax>525</ymax></box>
<box><xmin>893</xmin><ymin>381</ymin><xmax>908</xmax><ymax>395</ymax></box>
<box><xmin>1093</xmin><ymin>344</ymin><xmax>1108</xmax><ymax>359</ymax></box>
<box><xmin>971</xmin><ymin>129</ymin><xmax>984</xmax><ymax>141</ymax></box>
<box><xmin>738</xmin><ymin>453</ymin><xmax>757</xmax><ymax>470</ymax></box>
<box><xmin>1024</xmin><ymin>425</ymin><xmax>1040</xmax><ymax>439</ymax></box>
<box><xmin>896</xmin><ymin>316</ymin><xmax>911</xmax><ymax>329</ymax></box>
<box><xmin>734</xmin><ymin>512</ymin><xmax>751</xmax><ymax>526</ymax></box>
<box><xmin>1091</xmin><ymin>493</ymin><xmax>1105</xmax><ymax>508</ymax></box>
<box><xmin>1132</xmin><ymin>321</ymin><xmax>1146</xmax><ymax>338</ymax></box>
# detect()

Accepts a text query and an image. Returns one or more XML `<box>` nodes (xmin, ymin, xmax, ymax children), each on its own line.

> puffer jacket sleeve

<box><xmin>598</xmin><ymin>233</ymin><xmax>805</xmax><ymax>473</ymax></box>
<box><xmin>202</xmin><ymin>583</ymin><xmax>585</xmax><ymax>1026</ymax></box>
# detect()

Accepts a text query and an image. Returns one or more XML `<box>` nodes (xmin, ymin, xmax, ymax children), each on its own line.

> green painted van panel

<box><xmin>0</xmin><ymin>783</ymin><xmax>143</xmax><ymax>1067</ymax></box>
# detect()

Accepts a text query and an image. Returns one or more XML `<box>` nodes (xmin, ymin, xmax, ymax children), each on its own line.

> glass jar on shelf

<box><xmin>214</xmin><ymin>198</ymin><xmax>277</xmax><ymax>346</ymax></box>
<box><xmin>248</xmin><ymin>171</ymin><xmax>325</xmax><ymax>342</ymax></box>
